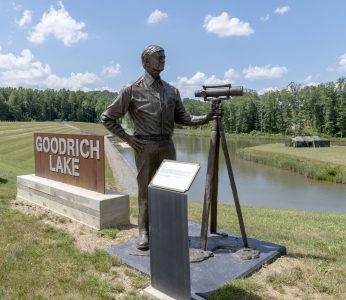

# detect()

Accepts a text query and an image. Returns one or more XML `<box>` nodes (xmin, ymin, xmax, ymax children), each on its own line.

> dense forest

<box><xmin>1</xmin><ymin>77</ymin><xmax>346</xmax><ymax>137</ymax></box>
<box><xmin>0</xmin><ymin>87</ymin><xmax>116</xmax><ymax>123</ymax></box>
<box><xmin>184</xmin><ymin>78</ymin><xmax>346</xmax><ymax>137</ymax></box>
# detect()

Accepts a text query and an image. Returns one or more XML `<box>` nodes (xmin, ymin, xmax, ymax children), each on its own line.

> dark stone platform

<box><xmin>107</xmin><ymin>222</ymin><xmax>286</xmax><ymax>299</ymax></box>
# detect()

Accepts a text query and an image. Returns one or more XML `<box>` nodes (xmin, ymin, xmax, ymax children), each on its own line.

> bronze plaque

<box><xmin>34</xmin><ymin>133</ymin><xmax>105</xmax><ymax>193</ymax></box>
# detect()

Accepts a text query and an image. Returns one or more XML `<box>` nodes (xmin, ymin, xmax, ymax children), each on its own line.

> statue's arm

<box><xmin>173</xmin><ymin>90</ymin><xmax>213</xmax><ymax>126</ymax></box>
<box><xmin>101</xmin><ymin>87</ymin><xmax>144</xmax><ymax>151</ymax></box>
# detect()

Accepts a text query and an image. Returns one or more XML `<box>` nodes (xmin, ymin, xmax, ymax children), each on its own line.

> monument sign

<box><xmin>34</xmin><ymin>133</ymin><xmax>105</xmax><ymax>193</ymax></box>
<box><xmin>16</xmin><ymin>133</ymin><xmax>129</xmax><ymax>230</ymax></box>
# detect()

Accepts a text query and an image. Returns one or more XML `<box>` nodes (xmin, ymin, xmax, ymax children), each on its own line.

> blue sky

<box><xmin>0</xmin><ymin>0</ymin><xmax>346</xmax><ymax>98</ymax></box>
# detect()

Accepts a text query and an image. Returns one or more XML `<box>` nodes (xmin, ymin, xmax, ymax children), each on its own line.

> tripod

<box><xmin>200</xmin><ymin>98</ymin><xmax>248</xmax><ymax>250</ymax></box>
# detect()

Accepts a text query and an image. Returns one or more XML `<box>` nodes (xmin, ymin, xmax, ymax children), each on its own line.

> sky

<box><xmin>0</xmin><ymin>0</ymin><xmax>346</xmax><ymax>98</ymax></box>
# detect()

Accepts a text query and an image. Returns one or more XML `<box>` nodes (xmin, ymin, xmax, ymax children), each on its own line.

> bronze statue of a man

<box><xmin>101</xmin><ymin>45</ymin><xmax>214</xmax><ymax>250</ymax></box>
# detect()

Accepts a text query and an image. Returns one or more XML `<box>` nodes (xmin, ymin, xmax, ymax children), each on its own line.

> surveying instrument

<box><xmin>195</xmin><ymin>84</ymin><xmax>249</xmax><ymax>251</ymax></box>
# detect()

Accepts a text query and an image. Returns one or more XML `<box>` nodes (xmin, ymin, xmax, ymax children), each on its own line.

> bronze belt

<box><xmin>135</xmin><ymin>135</ymin><xmax>171</xmax><ymax>141</ymax></box>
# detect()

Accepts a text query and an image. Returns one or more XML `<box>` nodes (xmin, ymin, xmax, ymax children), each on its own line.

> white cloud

<box><xmin>27</xmin><ymin>2</ymin><xmax>88</xmax><ymax>46</ymax></box>
<box><xmin>257</xmin><ymin>87</ymin><xmax>279</xmax><ymax>95</ymax></box>
<box><xmin>94</xmin><ymin>86</ymin><xmax>117</xmax><ymax>93</ymax></box>
<box><xmin>46</xmin><ymin>72</ymin><xmax>98</xmax><ymax>91</ymax></box>
<box><xmin>0</xmin><ymin>48</ymin><xmax>99</xmax><ymax>90</ymax></box>
<box><xmin>304</xmin><ymin>81</ymin><xmax>318</xmax><ymax>87</ymax></box>
<box><xmin>147</xmin><ymin>9</ymin><xmax>168</xmax><ymax>24</ymax></box>
<box><xmin>337</xmin><ymin>53</ymin><xmax>346</xmax><ymax>72</ymax></box>
<box><xmin>327</xmin><ymin>53</ymin><xmax>346</xmax><ymax>73</ymax></box>
<box><xmin>260</xmin><ymin>14</ymin><xmax>270</xmax><ymax>23</ymax></box>
<box><xmin>170</xmin><ymin>72</ymin><xmax>230</xmax><ymax>98</ymax></box>
<box><xmin>243</xmin><ymin>65</ymin><xmax>288</xmax><ymax>79</ymax></box>
<box><xmin>303</xmin><ymin>74</ymin><xmax>320</xmax><ymax>87</ymax></box>
<box><xmin>274</xmin><ymin>6</ymin><xmax>290</xmax><ymax>15</ymax></box>
<box><xmin>0</xmin><ymin>48</ymin><xmax>34</xmax><ymax>69</ymax></box>
<box><xmin>102</xmin><ymin>63</ymin><xmax>121</xmax><ymax>77</ymax></box>
<box><xmin>224</xmin><ymin>68</ymin><xmax>239</xmax><ymax>79</ymax></box>
<box><xmin>10</xmin><ymin>1</ymin><xmax>22</xmax><ymax>11</ymax></box>
<box><xmin>303</xmin><ymin>75</ymin><xmax>317</xmax><ymax>86</ymax></box>
<box><xmin>203</xmin><ymin>12</ymin><xmax>254</xmax><ymax>37</ymax></box>
<box><xmin>304</xmin><ymin>75</ymin><xmax>313</xmax><ymax>82</ymax></box>
<box><xmin>16</xmin><ymin>10</ymin><xmax>32</xmax><ymax>27</ymax></box>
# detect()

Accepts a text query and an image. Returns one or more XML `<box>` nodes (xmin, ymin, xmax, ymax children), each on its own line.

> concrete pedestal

<box><xmin>17</xmin><ymin>174</ymin><xmax>129</xmax><ymax>230</ymax></box>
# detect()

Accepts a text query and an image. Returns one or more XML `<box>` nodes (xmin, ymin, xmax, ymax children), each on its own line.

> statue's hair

<box><xmin>141</xmin><ymin>45</ymin><xmax>164</xmax><ymax>67</ymax></box>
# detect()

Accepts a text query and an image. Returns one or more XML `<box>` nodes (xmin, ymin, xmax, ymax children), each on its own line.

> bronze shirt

<box><xmin>101</xmin><ymin>71</ymin><xmax>209</xmax><ymax>137</ymax></box>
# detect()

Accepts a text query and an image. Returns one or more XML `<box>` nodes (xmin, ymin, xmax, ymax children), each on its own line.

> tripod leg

<box><xmin>200</xmin><ymin>120</ymin><xmax>218</xmax><ymax>250</ymax></box>
<box><xmin>210</xmin><ymin>127</ymin><xmax>220</xmax><ymax>234</ymax></box>
<box><xmin>219</xmin><ymin>123</ymin><xmax>249</xmax><ymax>248</ymax></box>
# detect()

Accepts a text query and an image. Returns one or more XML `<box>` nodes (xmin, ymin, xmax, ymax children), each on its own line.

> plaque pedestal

<box><xmin>144</xmin><ymin>186</ymin><xmax>191</xmax><ymax>300</ymax></box>
<box><xmin>16</xmin><ymin>174</ymin><xmax>130</xmax><ymax>230</ymax></box>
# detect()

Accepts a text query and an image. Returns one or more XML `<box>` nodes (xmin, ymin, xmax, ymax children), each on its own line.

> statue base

<box><xmin>107</xmin><ymin>222</ymin><xmax>286</xmax><ymax>299</ymax></box>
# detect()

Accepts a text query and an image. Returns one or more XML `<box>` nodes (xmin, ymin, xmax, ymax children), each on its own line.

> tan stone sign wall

<box><xmin>34</xmin><ymin>133</ymin><xmax>105</xmax><ymax>193</ymax></box>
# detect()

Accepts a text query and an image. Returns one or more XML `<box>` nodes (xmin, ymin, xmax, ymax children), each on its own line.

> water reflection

<box><xmin>117</xmin><ymin>135</ymin><xmax>346</xmax><ymax>214</ymax></box>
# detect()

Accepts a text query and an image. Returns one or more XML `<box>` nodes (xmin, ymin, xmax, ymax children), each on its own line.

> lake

<box><xmin>116</xmin><ymin>134</ymin><xmax>346</xmax><ymax>214</ymax></box>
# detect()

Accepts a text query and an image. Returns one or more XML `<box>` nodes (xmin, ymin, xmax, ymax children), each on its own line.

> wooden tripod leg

<box><xmin>210</xmin><ymin>126</ymin><xmax>220</xmax><ymax>234</ymax></box>
<box><xmin>200</xmin><ymin>120</ymin><xmax>218</xmax><ymax>250</ymax></box>
<box><xmin>219</xmin><ymin>123</ymin><xmax>249</xmax><ymax>248</ymax></box>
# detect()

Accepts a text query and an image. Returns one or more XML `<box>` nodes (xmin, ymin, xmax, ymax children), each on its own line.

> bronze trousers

<box><xmin>134</xmin><ymin>139</ymin><xmax>176</xmax><ymax>234</ymax></box>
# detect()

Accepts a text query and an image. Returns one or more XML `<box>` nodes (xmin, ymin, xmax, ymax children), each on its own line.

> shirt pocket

<box><xmin>133</xmin><ymin>94</ymin><xmax>159</xmax><ymax>115</ymax></box>
<box><xmin>165</xmin><ymin>98</ymin><xmax>176</xmax><ymax>121</ymax></box>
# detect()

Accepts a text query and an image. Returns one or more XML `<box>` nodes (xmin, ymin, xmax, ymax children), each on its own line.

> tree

<box><xmin>0</xmin><ymin>93</ymin><xmax>13</xmax><ymax>120</ymax></box>
<box><xmin>336</xmin><ymin>77</ymin><xmax>346</xmax><ymax>137</ymax></box>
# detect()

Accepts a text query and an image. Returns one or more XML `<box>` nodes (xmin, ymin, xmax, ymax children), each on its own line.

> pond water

<box><xmin>117</xmin><ymin>135</ymin><xmax>346</xmax><ymax>214</ymax></box>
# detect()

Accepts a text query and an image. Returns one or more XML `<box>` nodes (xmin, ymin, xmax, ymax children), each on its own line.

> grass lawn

<box><xmin>0</xmin><ymin>122</ymin><xmax>148</xmax><ymax>299</ymax></box>
<box><xmin>69</xmin><ymin>121</ymin><xmax>110</xmax><ymax>136</ymax></box>
<box><xmin>1</xmin><ymin>122</ymin><xmax>346</xmax><ymax>299</ymax></box>
<box><xmin>239</xmin><ymin>143</ymin><xmax>346</xmax><ymax>184</ymax></box>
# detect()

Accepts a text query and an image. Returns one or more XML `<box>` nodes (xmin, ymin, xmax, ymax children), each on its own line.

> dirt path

<box><xmin>64</xmin><ymin>123</ymin><xmax>138</xmax><ymax>196</ymax></box>
<box><xmin>104</xmin><ymin>135</ymin><xmax>138</xmax><ymax>197</ymax></box>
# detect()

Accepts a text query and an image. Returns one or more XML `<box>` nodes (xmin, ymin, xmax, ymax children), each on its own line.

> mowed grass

<box><xmin>1</xmin><ymin>122</ymin><xmax>346</xmax><ymax>299</ymax></box>
<box><xmin>0</xmin><ymin>122</ymin><xmax>149</xmax><ymax>299</ymax></box>
<box><xmin>0</xmin><ymin>122</ymin><xmax>77</xmax><ymax>201</ymax></box>
<box><xmin>245</xmin><ymin>143</ymin><xmax>346</xmax><ymax>166</ymax></box>
<box><xmin>189</xmin><ymin>204</ymin><xmax>346</xmax><ymax>299</ymax></box>
<box><xmin>70</xmin><ymin>121</ymin><xmax>110</xmax><ymax>136</ymax></box>
<box><xmin>239</xmin><ymin>143</ymin><xmax>346</xmax><ymax>184</ymax></box>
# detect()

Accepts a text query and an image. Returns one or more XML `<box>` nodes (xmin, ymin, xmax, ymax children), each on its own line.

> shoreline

<box><xmin>239</xmin><ymin>144</ymin><xmax>346</xmax><ymax>184</ymax></box>
<box><xmin>173</xmin><ymin>128</ymin><xmax>346</xmax><ymax>144</ymax></box>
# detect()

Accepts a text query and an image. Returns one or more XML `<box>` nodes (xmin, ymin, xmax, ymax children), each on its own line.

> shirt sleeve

<box><xmin>102</xmin><ymin>85</ymin><xmax>132</xmax><ymax>120</ymax></box>
<box><xmin>174</xmin><ymin>89</ymin><xmax>210</xmax><ymax>126</ymax></box>
<box><xmin>100</xmin><ymin>86</ymin><xmax>132</xmax><ymax>137</ymax></box>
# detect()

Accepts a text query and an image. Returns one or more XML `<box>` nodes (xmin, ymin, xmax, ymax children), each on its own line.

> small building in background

<box><xmin>286</xmin><ymin>136</ymin><xmax>330</xmax><ymax>147</ymax></box>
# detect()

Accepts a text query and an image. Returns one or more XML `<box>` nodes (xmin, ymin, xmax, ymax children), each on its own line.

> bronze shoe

<box><xmin>136</xmin><ymin>232</ymin><xmax>149</xmax><ymax>250</ymax></box>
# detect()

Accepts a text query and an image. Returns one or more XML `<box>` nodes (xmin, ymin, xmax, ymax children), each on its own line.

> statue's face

<box><xmin>145</xmin><ymin>50</ymin><xmax>165</xmax><ymax>78</ymax></box>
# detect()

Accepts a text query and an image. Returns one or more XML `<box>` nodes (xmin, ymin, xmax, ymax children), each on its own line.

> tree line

<box><xmin>0</xmin><ymin>87</ymin><xmax>116</xmax><ymax>123</ymax></box>
<box><xmin>184</xmin><ymin>77</ymin><xmax>346</xmax><ymax>137</ymax></box>
<box><xmin>1</xmin><ymin>77</ymin><xmax>345</xmax><ymax>137</ymax></box>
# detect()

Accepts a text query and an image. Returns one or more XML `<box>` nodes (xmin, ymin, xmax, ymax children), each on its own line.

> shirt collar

<box><xmin>143</xmin><ymin>71</ymin><xmax>161</xmax><ymax>87</ymax></box>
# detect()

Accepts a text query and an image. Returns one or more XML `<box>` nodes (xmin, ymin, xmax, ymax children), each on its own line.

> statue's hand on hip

<box><xmin>126</xmin><ymin>135</ymin><xmax>145</xmax><ymax>152</ymax></box>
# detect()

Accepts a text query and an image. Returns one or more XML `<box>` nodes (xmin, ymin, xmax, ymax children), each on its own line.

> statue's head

<box><xmin>141</xmin><ymin>45</ymin><xmax>165</xmax><ymax>78</ymax></box>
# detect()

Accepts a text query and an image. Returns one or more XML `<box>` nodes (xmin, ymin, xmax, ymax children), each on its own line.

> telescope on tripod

<box><xmin>195</xmin><ymin>84</ymin><xmax>244</xmax><ymax>100</ymax></box>
<box><xmin>195</xmin><ymin>84</ymin><xmax>249</xmax><ymax>251</ymax></box>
